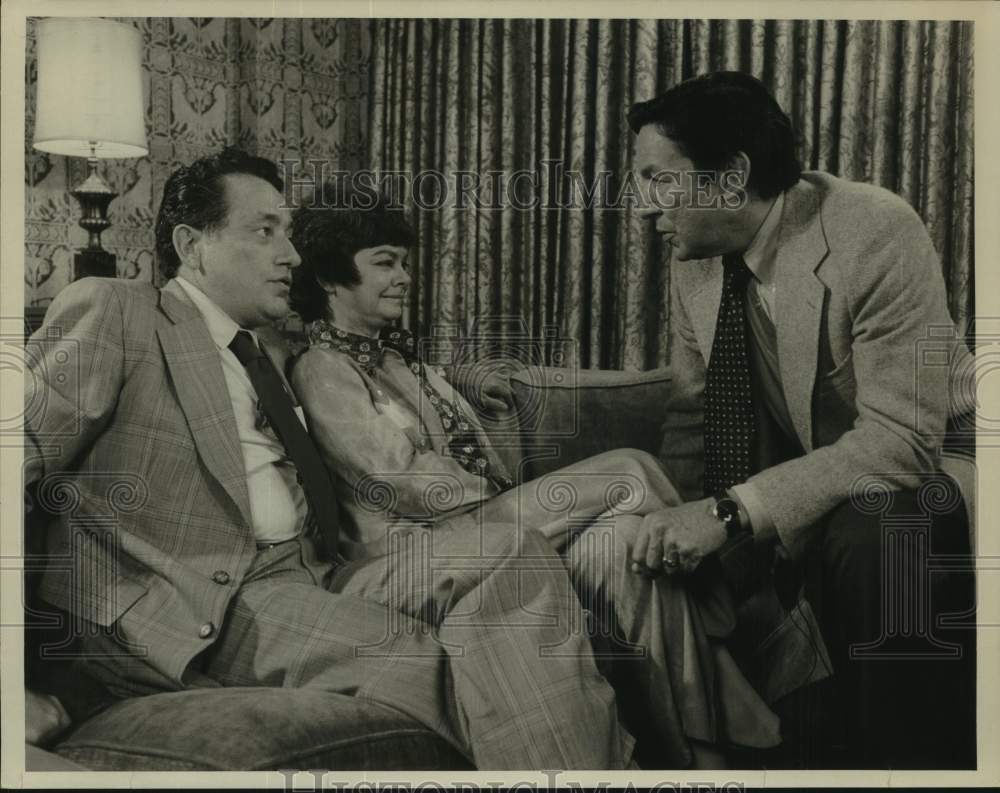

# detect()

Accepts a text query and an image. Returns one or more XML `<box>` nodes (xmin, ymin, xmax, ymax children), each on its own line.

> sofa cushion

<box><xmin>940</xmin><ymin>449</ymin><xmax>977</xmax><ymax>553</ymax></box>
<box><xmin>55</xmin><ymin>687</ymin><xmax>472</xmax><ymax>771</ymax></box>
<box><xmin>509</xmin><ymin>367</ymin><xmax>674</xmax><ymax>480</ymax></box>
<box><xmin>26</xmin><ymin>745</ymin><xmax>91</xmax><ymax>772</ymax></box>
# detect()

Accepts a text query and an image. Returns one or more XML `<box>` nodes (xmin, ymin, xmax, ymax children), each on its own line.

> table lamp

<box><xmin>32</xmin><ymin>17</ymin><xmax>148</xmax><ymax>280</ymax></box>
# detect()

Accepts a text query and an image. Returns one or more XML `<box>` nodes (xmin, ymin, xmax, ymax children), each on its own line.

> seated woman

<box><xmin>287</xmin><ymin>190</ymin><xmax>780</xmax><ymax>768</ymax></box>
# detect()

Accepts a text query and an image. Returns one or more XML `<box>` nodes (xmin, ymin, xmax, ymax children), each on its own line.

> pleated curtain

<box><xmin>368</xmin><ymin>19</ymin><xmax>974</xmax><ymax>369</ymax></box>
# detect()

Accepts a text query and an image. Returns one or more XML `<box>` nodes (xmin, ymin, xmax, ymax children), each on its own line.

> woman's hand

<box><xmin>25</xmin><ymin>689</ymin><xmax>71</xmax><ymax>746</ymax></box>
<box><xmin>630</xmin><ymin>499</ymin><xmax>728</xmax><ymax>576</ymax></box>
<box><xmin>477</xmin><ymin>369</ymin><xmax>514</xmax><ymax>412</ymax></box>
<box><xmin>450</xmin><ymin>363</ymin><xmax>515</xmax><ymax>413</ymax></box>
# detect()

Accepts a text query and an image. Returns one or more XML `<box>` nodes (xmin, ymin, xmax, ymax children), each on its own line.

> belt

<box><xmin>256</xmin><ymin>537</ymin><xmax>299</xmax><ymax>551</ymax></box>
<box><xmin>256</xmin><ymin>535</ymin><xmax>345</xmax><ymax>566</ymax></box>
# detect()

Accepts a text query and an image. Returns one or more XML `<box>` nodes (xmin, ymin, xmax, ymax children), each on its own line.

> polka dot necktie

<box><xmin>703</xmin><ymin>253</ymin><xmax>757</xmax><ymax>496</ymax></box>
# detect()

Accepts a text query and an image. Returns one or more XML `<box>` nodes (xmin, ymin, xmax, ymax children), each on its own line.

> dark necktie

<box><xmin>229</xmin><ymin>330</ymin><xmax>340</xmax><ymax>558</ymax></box>
<box><xmin>703</xmin><ymin>254</ymin><xmax>757</xmax><ymax>496</ymax></box>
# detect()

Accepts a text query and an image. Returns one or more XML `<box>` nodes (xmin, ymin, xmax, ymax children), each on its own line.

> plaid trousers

<box><xmin>192</xmin><ymin>523</ymin><xmax>635</xmax><ymax>770</ymax></box>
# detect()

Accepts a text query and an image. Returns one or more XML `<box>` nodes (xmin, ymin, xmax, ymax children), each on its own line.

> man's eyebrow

<box><xmin>250</xmin><ymin>210</ymin><xmax>292</xmax><ymax>228</ymax></box>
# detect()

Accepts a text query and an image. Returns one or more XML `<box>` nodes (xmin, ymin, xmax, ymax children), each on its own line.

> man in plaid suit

<box><xmin>23</xmin><ymin>148</ymin><xmax>635</xmax><ymax>769</ymax></box>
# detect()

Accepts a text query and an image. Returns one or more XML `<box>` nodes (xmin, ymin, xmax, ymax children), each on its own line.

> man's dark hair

<box><xmin>154</xmin><ymin>147</ymin><xmax>284</xmax><ymax>279</ymax></box>
<box><xmin>289</xmin><ymin>187</ymin><xmax>417</xmax><ymax>323</ymax></box>
<box><xmin>627</xmin><ymin>71</ymin><xmax>801</xmax><ymax>199</ymax></box>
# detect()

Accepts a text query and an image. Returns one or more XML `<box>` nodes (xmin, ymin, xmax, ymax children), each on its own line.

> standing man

<box><xmin>23</xmin><ymin>147</ymin><xmax>635</xmax><ymax>769</ymax></box>
<box><xmin>627</xmin><ymin>71</ymin><xmax>976</xmax><ymax>767</ymax></box>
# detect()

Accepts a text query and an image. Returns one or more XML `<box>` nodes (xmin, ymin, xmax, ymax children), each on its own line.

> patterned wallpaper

<box><xmin>24</xmin><ymin>17</ymin><xmax>370</xmax><ymax>307</ymax></box>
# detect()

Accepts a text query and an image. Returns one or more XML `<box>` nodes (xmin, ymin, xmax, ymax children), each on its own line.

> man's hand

<box><xmin>630</xmin><ymin>499</ymin><xmax>728</xmax><ymax>576</ymax></box>
<box><xmin>25</xmin><ymin>689</ymin><xmax>71</xmax><ymax>746</ymax></box>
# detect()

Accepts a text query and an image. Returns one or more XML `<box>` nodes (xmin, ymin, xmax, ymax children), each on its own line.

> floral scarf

<box><xmin>306</xmin><ymin>320</ymin><xmax>514</xmax><ymax>492</ymax></box>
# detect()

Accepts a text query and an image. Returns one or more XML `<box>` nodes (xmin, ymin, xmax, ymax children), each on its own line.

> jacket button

<box><xmin>199</xmin><ymin>622</ymin><xmax>215</xmax><ymax>639</ymax></box>
<box><xmin>212</xmin><ymin>570</ymin><xmax>231</xmax><ymax>585</ymax></box>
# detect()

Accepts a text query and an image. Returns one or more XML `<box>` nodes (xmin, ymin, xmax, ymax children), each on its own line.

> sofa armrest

<box><xmin>505</xmin><ymin>366</ymin><xmax>675</xmax><ymax>480</ymax></box>
<box><xmin>940</xmin><ymin>449</ymin><xmax>977</xmax><ymax>555</ymax></box>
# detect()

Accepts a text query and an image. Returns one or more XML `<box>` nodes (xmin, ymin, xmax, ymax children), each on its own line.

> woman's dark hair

<box><xmin>289</xmin><ymin>186</ymin><xmax>417</xmax><ymax>323</ymax></box>
<box><xmin>154</xmin><ymin>147</ymin><xmax>284</xmax><ymax>279</ymax></box>
<box><xmin>627</xmin><ymin>71</ymin><xmax>801</xmax><ymax>199</ymax></box>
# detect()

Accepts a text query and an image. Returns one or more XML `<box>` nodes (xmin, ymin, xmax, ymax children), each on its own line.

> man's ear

<box><xmin>724</xmin><ymin>151</ymin><xmax>751</xmax><ymax>190</ymax></box>
<box><xmin>172</xmin><ymin>225</ymin><xmax>204</xmax><ymax>272</ymax></box>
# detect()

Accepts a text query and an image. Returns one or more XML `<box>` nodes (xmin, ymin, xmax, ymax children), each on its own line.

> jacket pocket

<box><xmin>90</xmin><ymin>578</ymin><xmax>149</xmax><ymax>627</ymax></box>
<box><xmin>815</xmin><ymin>351</ymin><xmax>855</xmax><ymax>395</ymax></box>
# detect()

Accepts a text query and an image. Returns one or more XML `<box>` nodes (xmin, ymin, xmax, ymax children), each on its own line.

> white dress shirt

<box><xmin>175</xmin><ymin>277</ymin><xmax>307</xmax><ymax>543</ymax></box>
<box><xmin>742</xmin><ymin>191</ymin><xmax>783</xmax><ymax>322</ymax></box>
<box><xmin>729</xmin><ymin>193</ymin><xmax>785</xmax><ymax>538</ymax></box>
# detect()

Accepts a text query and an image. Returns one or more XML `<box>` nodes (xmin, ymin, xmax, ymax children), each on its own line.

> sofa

<box><xmin>25</xmin><ymin>363</ymin><xmax>977</xmax><ymax>771</ymax></box>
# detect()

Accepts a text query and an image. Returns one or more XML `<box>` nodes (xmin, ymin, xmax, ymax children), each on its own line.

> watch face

<box><xmin>714</xmin><ymin>497</ymin><xmax>740</xmax><ymax>524</ymax></box>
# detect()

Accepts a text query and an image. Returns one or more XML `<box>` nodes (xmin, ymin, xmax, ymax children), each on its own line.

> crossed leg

<box><xmin>469</xmin><ymin>448</ymin><xmax>678</xmax><ymax>547</ymax></box>
<box><xmin>201</xmin><ymin>524</ymin><xmax>635</xmax><ymax>770</ymax></box>
<box><xmin>564</xmin><ymin>514</ymin><xmax>780</xmax><ymax>767</ymax></box>
<box><xmin>440</xmin><ymin>450</ymin><xmax>780</xmax><ymax>766</ymax></box>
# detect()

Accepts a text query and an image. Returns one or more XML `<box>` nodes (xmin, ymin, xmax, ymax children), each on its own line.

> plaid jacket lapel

<box><xmin>157</xmin><ymin>283</ymin><xmax>254</xmax><ymax>528</ymax></box>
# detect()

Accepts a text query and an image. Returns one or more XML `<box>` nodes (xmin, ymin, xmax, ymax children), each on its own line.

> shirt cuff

<box><xmin>729</xmin><ymin>482</ymin><xmax>778</xmax><ymax>542</ymax></box>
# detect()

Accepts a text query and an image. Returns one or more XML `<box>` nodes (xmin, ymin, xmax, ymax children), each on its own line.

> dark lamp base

<box><xmin>73</xmin><ymin>248</ymin><xmax>117</xmax><ymax>281</ymax></box>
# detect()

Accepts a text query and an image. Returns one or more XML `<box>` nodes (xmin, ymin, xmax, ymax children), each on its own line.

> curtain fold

<box><xmin>368</xmin><ymin>18</ymin><xmax>974</xmax><ymax>369</ymax></box>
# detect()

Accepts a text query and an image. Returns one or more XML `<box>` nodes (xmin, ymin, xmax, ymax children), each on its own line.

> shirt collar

<box><xmin>306</xmin><ymin>319</ymin><xmax>418</xmax><ymax>372</ymax></box>
<box><xmin>741</xmin><ymin>191</ymin><xmax>785</xmax><ymax>286</ymax></box>
<box><xmin>174</xmin><ymin>276</ymin><xmax>249</xmax><ymax>350</ymax></box>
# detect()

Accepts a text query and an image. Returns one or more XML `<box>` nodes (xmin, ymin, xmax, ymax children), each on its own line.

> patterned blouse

<box><xmin>306</xmin><ymin>320</ymin><xmax>514</xmax><ymax>492</ymax></box>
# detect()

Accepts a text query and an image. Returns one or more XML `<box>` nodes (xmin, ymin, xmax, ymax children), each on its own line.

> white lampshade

<box><xmin>33</xmin><ymin>17</ymin><xmax>148</xmax><ymax>159</ymax></box>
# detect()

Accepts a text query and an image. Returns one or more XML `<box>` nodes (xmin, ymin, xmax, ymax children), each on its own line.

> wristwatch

<box><xmin>710</xmin><ymin>491</ymin><xmax>750</xmax><ymax>539</ymax></box>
